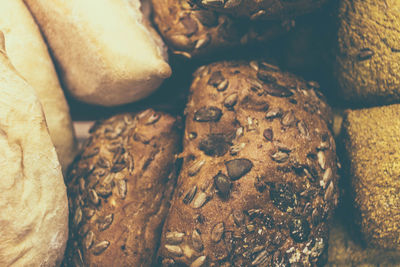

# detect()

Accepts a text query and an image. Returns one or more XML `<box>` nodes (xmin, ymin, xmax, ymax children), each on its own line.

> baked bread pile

<box><xmin>0</xmin><ymin>0</ymin><xmax>399</xmax><ymax>266</ymax></box>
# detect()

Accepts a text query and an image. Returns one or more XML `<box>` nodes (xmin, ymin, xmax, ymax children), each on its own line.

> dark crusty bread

<box><xmin>342</xmin><ymin>104</ymin><xmax>400</xmax><ymax>251</ymax></box>
<box><xmin>151</xmin><ymin>0</ymin><xmax>293</xmax><ymax>59</ymax></box>
<box><xmin>194</xmin><ymin>0</ymin><xmax>329</xmax><ymax>20</ymax></box>
<box><xmin>63</xmin><ymin>110</ymin><xmax>181</xmax><ymax>266</ymax></box>
<box><xmin>157</xmin><ymin>61</ymin><xmax>339</xmax><ymax>266</ymax></box>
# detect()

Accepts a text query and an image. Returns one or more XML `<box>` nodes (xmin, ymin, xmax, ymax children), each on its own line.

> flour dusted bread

<box><xmin>24</xmin><ymin>0</ymin><xmax>171</xmax><ymax>106</ymax></box>
<box><xmin>0</xmin><ymin>32</ymin><xmax>68</xmax><ymax>267</ymax></box>
<box><xmin>0</xmin><ymin>0</ymin><xmax>77</xmax><ymax>172</ymax></box>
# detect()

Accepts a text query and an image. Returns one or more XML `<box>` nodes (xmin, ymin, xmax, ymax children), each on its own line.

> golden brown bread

<box><xmin>158</xmin><ymin>61</ymin><xmax>339</xmax><ymax>266</ymax></box>
<box><xmin>63</xmin><ymin>110</ymin><xmax>181</xmax><ymax>266</ymax></box>
<box><xmin>24</xmin><ymin>0</ymin><xmax>171</xmax><ymax>106</ymax></box>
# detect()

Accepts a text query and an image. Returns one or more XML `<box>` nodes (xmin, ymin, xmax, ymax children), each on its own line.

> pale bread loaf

<box><xmin>0</xmin><ymin>32</ymin><xmax>68</xmax><ymax>267</ymax></box>
<box><xmin>24</xmin><ymin>0</ymin><xmax>172</xmax><ymax>106</ymax></box>
<box><xmin>0</xmin><ymin>0</ymin><xmax>77</xmax><ymax>173</ymax></box>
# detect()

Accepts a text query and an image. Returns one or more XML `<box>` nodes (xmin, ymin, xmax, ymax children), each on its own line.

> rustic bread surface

<box><xmin>0</xmin><ymin>31</ymin><xmax>68</xmax><ymax>267</ymax></box>
<box><xmin>0</xmin><ymin>0</ymin><xmax>77</xmax><ymax>172</ymax></box>
<box><xmin>24</xmin><ymin>0</ymin><xmax>171</xmax><ymax>106</ymax></box>
<box><xmin>343</xmin><ymin>104</ymin><xmax>400</xmax><ymax>251</ymax></box>
<box><xmin>63</xmin><ymin>110</ymin><xmax>181</xmax><ymax>266</ymax></box>
<box><xmin>194</xmin><ymin>0</ymin><xmax>328</xmax><ymax>20</ymax></box>
<box><xmin>158</xmin><ymin>61</ymin><xmax>339</xmax><ymax>266</ymax></box>
<box><xmin>151</xmin><ymin>0</ymin><xmax>292</xmax><ymax>59</ymax></box>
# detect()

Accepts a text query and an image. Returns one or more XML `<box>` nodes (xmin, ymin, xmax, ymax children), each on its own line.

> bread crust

<box><xmin>0</xmin><ymin>31</ymin><xmax>68</xmax><ymax>267</ymax></box>
<box><xmin>24</xmin><ymin>0</ymin><xmax>171</xmax><ymax>106</ymax></box>
<box><xmin>343</xmin><ymin>105</ymin><xmax>400</xmax><ymax>251</ymax></box>
<box><xmin>0</xmin><ymin>0</ymin><xmax>77</xmax><ymax>172</ymax></box>
<box><xmin>63</xmin><ymin>110</ymin><xmax>181</xmax><ymax>266</ymax></box>
<box><xmin>158</xmin><ymin>61</ymin><xmax>339</xmax><ymax>266</ymax></box>
<box><xmin>194</xmin><ymin>0</ymin><xmax>328</xmax><ymax>20</ymax></box>
<box><xmin>151</xmin><ymin>0</ymin><xmax>292</xmax><ymax>59</ymax></box>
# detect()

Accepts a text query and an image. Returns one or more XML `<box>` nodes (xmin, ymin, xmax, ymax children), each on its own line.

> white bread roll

<box><xmin>0</xmin><ymin>0</ymin><xmax>77</xmax><ymax>173</ymax></box>
<box><xmin>24</xmin><ymin>0</ymin><xmax>172</xmax><ymax>107</ymax></box>
<box><xmin>0</xmin><ymin>32</ymin><xmax>68</xmax><ymax>267</ymax></box>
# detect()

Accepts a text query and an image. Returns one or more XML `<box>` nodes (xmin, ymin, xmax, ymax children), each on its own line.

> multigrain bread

<box><xmin>158</xmin><ymin>61</ymin><xmax>339</xmax><ymax>266</ymax></box>
<box><xmin>0</xmin><ymin>0</ymin><xmax>77</xmax><ymax>172</ymax></box>
<box><xmin>0</xmin><ymin>32</ymin><xmax>68</xmax><ymax>267</ymax></box>
<box><xmin>151</xmin><ymin>0</ymin><xmax>293</xmax><ymax>59</ymax></box>
<box><xmin>63</xmin><ymin>110</ymin><xmax>181</xmax><ymax>266</ymax></box>
<box><xmin>24</xmin><ymin>0</ymin><xmax>171</xmax><ymax>106</ymax></box>
<box><xmin>342</xmin><ymin>104</ymin><xmax>400</xmax><ymax>251</ymax></box>
<box><xmin>335</xmin><ymin>0</ymin><xmax>400</xmax><ymax>105</ymax></box>
<box><xmin>194</xmin><ymin>0</ymin><xmax>329</xmax><ymax>20</ymax></box>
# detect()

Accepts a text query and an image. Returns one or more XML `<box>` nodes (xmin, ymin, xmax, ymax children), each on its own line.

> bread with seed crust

<box><xmin>151</xmin><ymin>0</ymin><xmax>292</xmax><ymax>59</ymax></box>
<box><xmin>0</xmin><ymin>31</ymin><xmax>68</xmax><ymax>267</ymax></box>
<box><xmin>158</xmin><ymin>61</ymin><xmax>339</xmax><ymax>266</ymax></box>
<box><xmin>63</xmin><ymin>110</ymin><xmax>181</xmax><ymax>266</ymax></box>
<box><xmin>23</xmin><ymin>0</ymin><xmax>171</xmax><ymax>106</ymax></box>
<box><xmin>0</xmin><ymin>0</ymin><xmax>77</xmax><ymax>173</ymax></box>
<box><xmin>194</xmin><ymin>0</ymin><xmax>329</xmax><ymax>20</ymax></box>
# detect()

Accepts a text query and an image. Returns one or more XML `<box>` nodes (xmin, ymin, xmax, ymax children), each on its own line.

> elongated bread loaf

<box><xmin>0</xmin><ymin>0</ymin><xmax>77</xmax><ymax>172</ymax></box>
<box><xmin>0</xmin><ymin>32</ymin><xmax>68</xmax><ymax>267</ymax></box>
<box><xmin>158</xmin><ymin>61</ymin><xmax>339</xmax><ymax>266</ymax></box>
<box><xmin>63</xmin><ymin>110</ymin><xmax>181</xmax><ymax>266</ymax></box>
<box><xmin>24</xmin><ymin>0</ymin><xmax>172</xmax><ymax>106</ymax></box>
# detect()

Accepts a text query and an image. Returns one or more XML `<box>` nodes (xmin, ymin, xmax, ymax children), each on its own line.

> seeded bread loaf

<box><xmin>24</xmin><ymin>0</ymin><xmax>171</xmax><ymax>106</ymax></box>
<box><xmin>194</xmin><ymin>0</ymin><xmax>329</xmax><ymax>20</ymax></box>
<box><xmin>63</xmin><ymin>110</ymin><xmax>181</xmax><ymax>266</ymax></box>
<box><xmin>335</xmin><ymin>0</ymin><xmax>400</xmax><ymax>105</ymax></box>
<box><xmin>0</xmin><ymin>0</ymin><xmax>77</xmax><ymax>173</ymax></box>
<box><xmin>158</xmin><ymin>61</ymin><xmax>339</xmax><ymax>266</ymax></box>
<box><xmin>343</xmin><ymin>104</ymin><xmax>400</xmax><ymax>251</ymax></box>
<box><xmin>151</xmin><ymin>0</ymin><xmax>292</xmax><ymax>59</ymax></box>
<box><xmin>0</xmin><ymin>32</ymin><xmax>68</xmax><ymax>267</ymax></box>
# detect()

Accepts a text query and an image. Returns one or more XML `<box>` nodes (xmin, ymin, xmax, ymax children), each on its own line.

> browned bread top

<box><xmin>151</xmin><ymin>0</ymin><xmax>292</xmax><ymax>59</ymax></box>
<box><xmin>63</xmin><ymin>110</ymin><xmax>181</xmax><ymax>266</ymax></box>
<box><xmin>194</xmin><ymin>0</ymin><xmax>329</xmax><ymax>20</ymax></box>
<box><xmin>158</xmin><ymin>61</ymin><xmax>339</xmax><ymax>266</ymax></box>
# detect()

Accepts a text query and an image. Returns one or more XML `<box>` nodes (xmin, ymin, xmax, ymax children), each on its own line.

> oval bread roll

<box><xmin>24</xmin><ymin>0</ymin><xmax>172</xmax><ymax>107</ymax></box>
<box><xmin>0</xmin><ymin>0</ymin><xmax>77</xmax><ymax>172</ymax></box>
<box><xmin>0</xmin><ymin>32</ymin><xmax>68</xmax><ymax>267</ymax></box>
<box><xmin>63</xmin><ymin>110</ymin><xmax>181</xmax><ymax>266</ymax></box>
<box><xmin>158</xmin><ymin>61</ymin><xmax>339</xmax><ymax>266</ymax></box>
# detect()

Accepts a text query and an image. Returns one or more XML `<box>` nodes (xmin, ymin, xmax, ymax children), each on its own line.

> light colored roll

<box><xmin>0</xmin><ymin>32</ymin><xmax>68</xmax><ymax>267</ymax></box>
<box><xmin>24</xmin><ymin>0</ymin><xmax>172</xmax><ymax>107</ymax></box>
<box><xmin>0</xmin><ymin>0</ymin><xmax>77</xmax><ymax>173</ymax></box>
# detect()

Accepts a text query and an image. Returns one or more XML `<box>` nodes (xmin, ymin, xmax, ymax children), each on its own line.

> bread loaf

<box><xmin>326</xmin><ymin>217</ymin><xmax>400</xmax><ymax>266</ymax></box>
<box><xmin>158</xmin><ymin>61</ymin><xmax>339</xmax><ymax>266</ymax></box>
<box><xmin>194</xmin><ymin>0</ymin><xmax>329</xmax><ymax>20</ymax></box>
<box><xmin>63</xmin><ymin>110</ymin><xmax>181</xmax><ymax>266</ymax></box>
<box><xmin>335</xmin><ymin>0</ymin><xmax>400</xmax><ymax>105</ymax></box>
<box><xmin>0</xmin><ymin>0</ymin><xmax>77</xmax><ymax>172</ymax></box>
<box><xmin>24</xmin><ymin>0</ymin><xmax>172</xmax><ymax>106</ymax></box>
<box><xmin>151</xmin><ymin>0</ymin><xmax>292</xmax><ymax>59</ymax></box>
<box><xmin>343</xmin><ymin>104</ymin><xmax>400</xmax><ymax>250</ymax></box>
<box><xmin>0</xmin><ymin>31</ymin><xmax>68</xmax><ymax>267</ymax></box>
